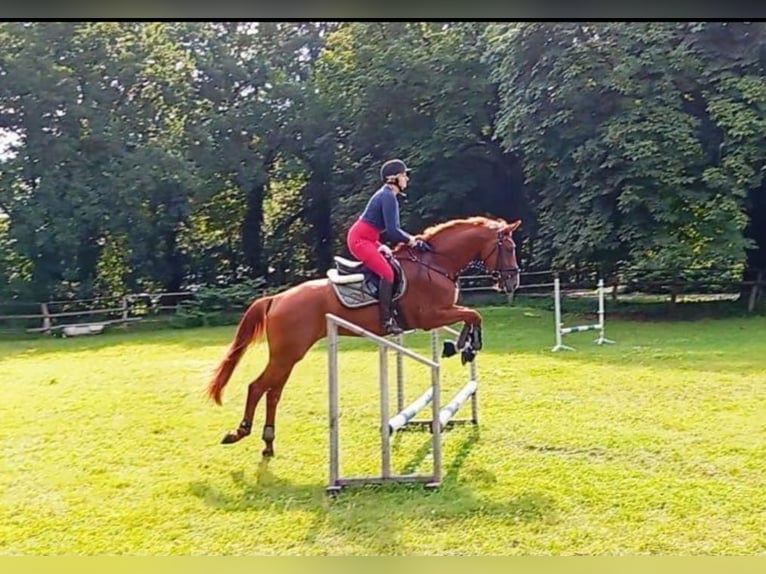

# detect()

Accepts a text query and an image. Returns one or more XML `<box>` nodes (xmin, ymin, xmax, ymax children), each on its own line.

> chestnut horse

<box><xmin>207</xmin><ymin>216</ymin><xmax>521</xmax><ymax>456</ymax></box>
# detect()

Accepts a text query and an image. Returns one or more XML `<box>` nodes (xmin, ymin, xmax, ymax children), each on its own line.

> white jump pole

<box><xmin>388</xmin><ymin>386</ymin><xmax>434</xmax><ymax>434</ymax></box>
<box><xmin>552</xmin><ymin>276</ymin><xmax>574</xmax><ymax>352</ymax></box>
<box><xmin>595</xmin><ymin>279</ymin><xmax>615</xmax><ymax>346</ymax></box>
<box><xmin>552</xmin><ymin>277</ymin><xmax>614</xmax><ymax>352</ymax></box>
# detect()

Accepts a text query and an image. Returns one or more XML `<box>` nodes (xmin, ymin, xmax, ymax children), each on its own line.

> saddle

<box><xmin>326</xmin><ymin>256</ymin><xmax>406</xmax><ymax>309</ymax></box>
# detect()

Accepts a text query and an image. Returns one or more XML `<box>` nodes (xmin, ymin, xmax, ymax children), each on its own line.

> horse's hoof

<box><xmin>442</xmin><ymin>340</ymin><xmax>457</xmax><ymax>358</ymax></box>
<box><xmin>461</xmin><ymin>346</ymin><xmax>476</xmax><ymax>365</ymax></box>
<box><xmin>262</xmin><ymin>448</ymin><xmax>274</xmax><ymax>458</ymax></box>
<box><xmin>221</xmin><ymin>432</ymin><xmax>242</xmax><ymax>444</ymax></box>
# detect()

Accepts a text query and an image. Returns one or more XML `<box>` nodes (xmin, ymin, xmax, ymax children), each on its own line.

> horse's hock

<box><xmin>326</xmin><ymin>313</ymin><xmax>479</xmax><ymax>494</ymax></box>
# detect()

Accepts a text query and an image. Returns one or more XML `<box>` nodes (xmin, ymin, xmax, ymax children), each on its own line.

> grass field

<box><xmin>1</xmin><ymin>304</ymin><xmax>766</xmax><ymax>555</ymax></box>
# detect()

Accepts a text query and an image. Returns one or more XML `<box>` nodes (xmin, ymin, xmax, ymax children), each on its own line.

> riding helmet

<box><xmin>380</xmin><ymin>159</ymin><xmax>411</xmax><ymax>181</ymax></box>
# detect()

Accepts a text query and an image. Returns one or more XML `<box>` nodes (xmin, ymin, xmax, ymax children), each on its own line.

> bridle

<box><xmin>401</xmin><ymin>228</ymin><xmax>520</xmax><ymax>290</ymax></box>
<box><xmin>484</xmin><ymin>229</ymin><xmax>520</xmax><ymax>287</ymax></box>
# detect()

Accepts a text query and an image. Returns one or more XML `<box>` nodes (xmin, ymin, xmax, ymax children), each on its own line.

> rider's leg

<box><xmin>347</xmin><ymin>229</ymin><xmax>401</xmax><ymax>335</ymax></box>
<box><xmin>377</xmin><ymin>274</ymin><xmax>402</xmax><ymax>335</ymax></box>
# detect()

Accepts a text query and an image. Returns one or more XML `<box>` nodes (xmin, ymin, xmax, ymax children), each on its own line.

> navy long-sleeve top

<box><xmin>359</xmin><ymin>184</ymin><xmax>413</xmax><ymax>244</ymax></box>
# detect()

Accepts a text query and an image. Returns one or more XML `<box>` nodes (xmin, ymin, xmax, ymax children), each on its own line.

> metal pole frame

<box><xmin>327</xmin><ymin>316</ymin><xmax>341</xmax><ymax>495</ymax></box>
<box><xmin>326</xmin><ymin>314</ymin><xmax>479</xmax><ymax>494</ymax></box>
<box><xmin>326</xmin><ymin>314</ymin><xmax>441</xmax><ymax>493</ymax></box>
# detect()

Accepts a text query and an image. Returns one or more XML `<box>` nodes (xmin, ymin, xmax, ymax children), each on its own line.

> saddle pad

<box><xmin>328</xmin><ymin>275</ymin><xmax>407</xmax><ymax>309</ymax></box>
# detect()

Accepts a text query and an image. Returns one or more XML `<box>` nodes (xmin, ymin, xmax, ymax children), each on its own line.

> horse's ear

<box><xmin>504</xmin><ymin>219</ymin><xmax>522</xmax><ymax>233</ymax></box>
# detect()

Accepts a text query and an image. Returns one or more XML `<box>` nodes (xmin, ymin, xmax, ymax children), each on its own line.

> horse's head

<box><xmin>480</xmin><ymin>219</ymin><xmax>522</xmax><ymax>294</ymax></box>
<box><xmin>416</xmin><ymin>216</ymin><xmax>522</xmax><ymax>294</ymax></box>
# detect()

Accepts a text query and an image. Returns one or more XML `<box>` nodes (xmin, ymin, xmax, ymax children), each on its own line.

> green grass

<box><xmin>1</xmin><ymin>305</ymin><xmax>766</xmax><ymax>555</ymax></box>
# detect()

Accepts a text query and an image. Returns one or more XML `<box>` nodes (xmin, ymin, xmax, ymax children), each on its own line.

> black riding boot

<box><xmin>378</xmin><ymin>279</ymin><xmax>403</xmax><ymax>335</ymax></box>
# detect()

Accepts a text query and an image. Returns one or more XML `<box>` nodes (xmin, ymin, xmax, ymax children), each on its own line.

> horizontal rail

<box><xmin>46</xmin><ymin>307</ymin><xmax>126</xmax><ymax>319</ymax></box>
<box><xmin>0</xmin><ymin>306</ymin><xmax>125</xmax><ymax>321</ymax></box>
<box><xmin>438</xmin><ymin>380</ymin><xmax>478</xmax><ymax>428</ymax></box>
<box><xmin>40</xmin><ymin>296</ymin><xmax>125</xmax><ymax>305</ymax></box>
<box><xmin>26</xmin><ymin>317</ymin><xmax>142</xmax><ymax>333</ymax></box>
<box><xmin>517</xmin><ymin>282</ymin><xmax>556</xmax><ymax>289</ymax></box>
<box><xmin>458</xmin><ymin>281</ymin><xmax>556</xmax><ymax>292</ymax></box>
<box><xmin>388</xmin><ymin>387</ymin><xmax>434</xmax><ymax>434</ymax></box>
<box><xmin>0</xmin><ymin>313</ymin><xmax>46</xmax><ymax>320</ymax></box>
<box><xmin>326</xmin><ymin>314</ymin><xmax>439</xmax><ymax>368</ymax></box>
<box><xmin>127</xmin><ymin>291</ymin><xmax>193</xmax><ymax>298</ymax></box>
<box><xmin>333</xmin><ymin>475</ymin><xmax>436</xmax><ymax>487</ymax></box>
<box><xmin>560</xmin><ymin>324</ymin><xmax>600</xmax><ymax>334</ymax></box>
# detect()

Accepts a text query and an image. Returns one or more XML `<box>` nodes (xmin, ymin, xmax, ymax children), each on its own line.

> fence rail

<box><xmin>1</xmin><ymin>267</ymin><xmax>764</xmax><ymax>334</ymax></box>
<box><xmin>458</xmin><ymin>268</ymin><xmax>765</xmax><ymax>312</ymax></box>
<box><xmin>0</xmin><ymin>291</ymin><xmax>196</xmax><ymax>334</ymax></box>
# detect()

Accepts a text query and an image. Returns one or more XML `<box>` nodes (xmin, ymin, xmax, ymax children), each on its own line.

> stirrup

<box><xmin>383</xmin><ymin>318</ymin><xmax>403</xmax><ymax>335</ymax></box>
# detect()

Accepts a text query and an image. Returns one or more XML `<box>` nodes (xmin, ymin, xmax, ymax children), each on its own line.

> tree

<box><xmin>184</xmin><ymin>22</ymin><xmax>333</xmax><ymax>283</ymax></box>
<box><xmin>316</xmin><ymin>22</ymin><xmax>525</xmax><ymax>256</ymax></box>
<box><xmin>0</xmin><ymin>22</ymin><xmax>201</xmax><ymax>298</ymax></box>
<box><xmin>487</xmin><ymin>22</ymin><xmax>766</xmax><ymax>280</ymax></box>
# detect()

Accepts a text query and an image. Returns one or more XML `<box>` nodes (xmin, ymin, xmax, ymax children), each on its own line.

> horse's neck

<box><xmin>431</xmin><ymin>233</ymin><xmax>485</xmax><ymax>275</ymax></box>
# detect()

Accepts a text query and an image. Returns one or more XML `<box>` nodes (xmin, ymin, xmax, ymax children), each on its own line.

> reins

<box><xmin>397</xmin><ymin>229</ymin><xmax>519</xmax><ymax>284</ymax></box>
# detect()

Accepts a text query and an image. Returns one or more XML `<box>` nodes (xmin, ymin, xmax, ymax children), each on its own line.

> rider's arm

<box><xmin>380</xmin><ymin>187</ymin><xmax>415</xmax><ymax>245</ymax></box>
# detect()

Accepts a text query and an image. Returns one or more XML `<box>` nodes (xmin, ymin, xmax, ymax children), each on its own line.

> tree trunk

<box><xmin>748</xmin><ymin>270</ymin><xmax>763</xmax><ymax>313</ymax></box>
<box><xmin>163</xmin><ymin>229</ymin><xmax>186</xmax><ymax>293</ymax></box>
<box><xmin>242</xmin><ymin>181</ymin><xmax>266</xmax><ymax>279</ymax></box>
<box><xmin>305</xmin><ymin>173</ymin><xmax>333</xmax><ymax>274</ymax></box>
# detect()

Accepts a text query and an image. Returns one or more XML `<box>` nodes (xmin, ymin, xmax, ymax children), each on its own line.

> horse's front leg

<box><xmin>455</xmin><ymin>323</ymin><xmax>482</xmax><ymax>351</ymax></box>
<box><xmin>423</xmin><ymin>306</ymin><xmax>483</xmax><ymax>362</ymax></box>
<box><xmin>471</xmin><ymin>323</ymin><xmax>483</xmax><ymax>351</ymax></box>
<box><xmin>456</xmin><ymin>323</ymin><xmax>471</xmax><ymax>349</ymax></box>
<box><xmin>443</xmin><ymin>323</ymin><xmax>470</xmax><ymax>358</ymax></box>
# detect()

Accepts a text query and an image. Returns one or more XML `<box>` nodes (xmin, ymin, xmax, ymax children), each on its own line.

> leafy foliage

<box><xmin>0</xmin><ymin>22</ymin><xmax>764</xmax><ymax>304</ymax></box>
<box><xmin>487</xmin><ymin>22</ymin><xmax>766</xmax><ymax>279</ymax></box>
<box><xmin>172</xmin><ymin>277</ymin><xmax>268</xmax><ymax>327</ymax></box>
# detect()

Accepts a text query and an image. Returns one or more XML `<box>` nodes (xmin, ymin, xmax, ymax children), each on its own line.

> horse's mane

<box><xmin>419</xmin><ymin>216</ymin><xmax>505</xmax><ymax>241</ymax></box>
<box><xmin>391</xmin><ymin>216</ymin><xmax>505</xmax><ymax>254</ymax></box>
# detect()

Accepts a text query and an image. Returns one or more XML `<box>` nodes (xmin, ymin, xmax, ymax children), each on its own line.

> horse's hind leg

<box><xmin>220</xmin><ymin>360</ymin><xmax>293</xmax><ymax>447</ymax></box>
<box><xmin>261</xmin><ymin>384</ymin><xmax>286</xmax><ymax>457</ymax></box>
<box><xmin>220</xmin><ymin>374</ymin><xmax>268</xmax><ymax>444</ymax></box>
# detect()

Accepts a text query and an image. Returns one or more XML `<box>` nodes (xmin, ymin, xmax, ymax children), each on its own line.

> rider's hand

<box><xmin>412</xmin><ymin>238</ymin><xmax>432</xmax><ymax>253</ymax></box>
<box><xmin>378</xmin><ymin>244</ymin><xmax>393</xmax><ymax>257</ymax></box>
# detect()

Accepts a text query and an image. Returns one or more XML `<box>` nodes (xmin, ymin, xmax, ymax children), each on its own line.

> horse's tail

<box><xmin>207</xmin><ymin>295</ymin><xmax>275</xmax><ymax>405</ymax></box>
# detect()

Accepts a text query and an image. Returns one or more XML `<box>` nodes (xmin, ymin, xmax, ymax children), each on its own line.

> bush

<box><xmin>173</xmin><ymin>278</ymin><xmax>269</xmax><ymax>328</ymax></box>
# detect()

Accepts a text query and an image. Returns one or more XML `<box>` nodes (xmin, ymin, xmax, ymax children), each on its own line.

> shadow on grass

<box><xmin>187</xmin><ymin>427</ymin><xmax>556</xmax><ymax>554</ymax></box>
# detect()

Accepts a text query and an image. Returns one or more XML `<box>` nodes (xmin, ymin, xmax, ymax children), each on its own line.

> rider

<box><xmin>346</xmin><ymin>158</ymin><xmax>432</xmax><ymax>335</ymax></box>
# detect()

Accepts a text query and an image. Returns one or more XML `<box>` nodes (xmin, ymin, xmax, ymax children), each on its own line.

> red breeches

<box><xmin>346</xmin><ymin>219</ymin><xmax>395</xmax><ymax>283</ymax></box>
